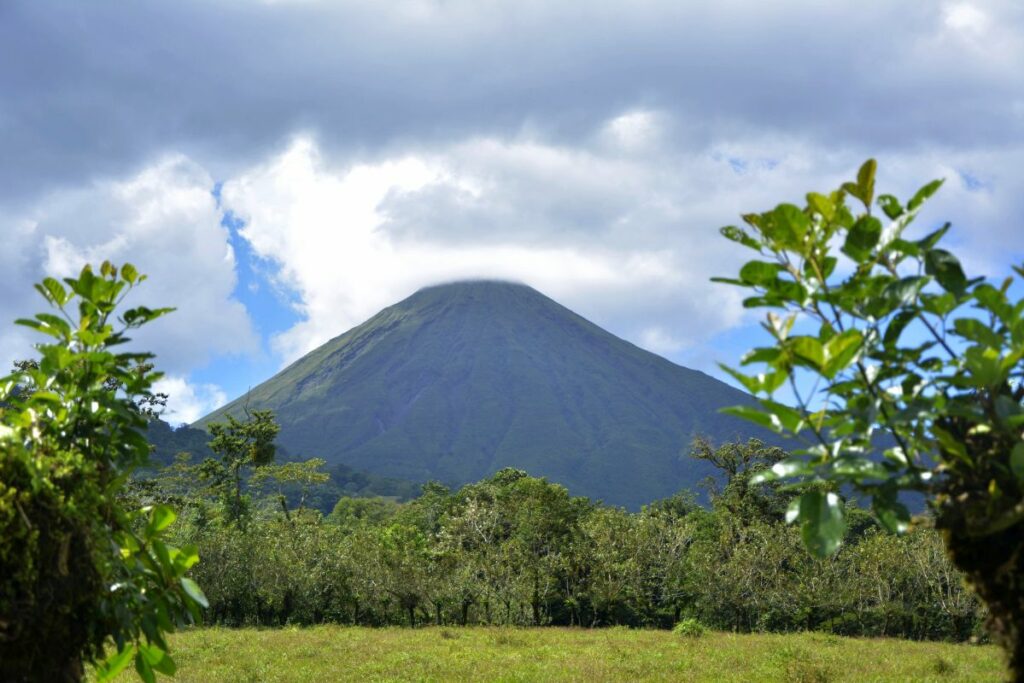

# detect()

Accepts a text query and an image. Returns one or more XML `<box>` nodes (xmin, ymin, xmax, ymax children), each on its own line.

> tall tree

<box><xmin>207</xmin><ymin>409</ymin><xmax>280</xmax><ymax>524</ymax></box>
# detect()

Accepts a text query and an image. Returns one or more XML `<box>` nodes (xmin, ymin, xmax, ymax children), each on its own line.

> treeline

<box><xmin>133</xmin><ymin>437</ymin><xmax>984</xmax><ymax>641</ymax></box>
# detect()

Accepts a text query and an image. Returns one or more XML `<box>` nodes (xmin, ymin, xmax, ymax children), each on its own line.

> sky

<box><xmin>1</xmin><ymin>1</ymin><xmax>1023</xmax><ymax>424</ymax></box>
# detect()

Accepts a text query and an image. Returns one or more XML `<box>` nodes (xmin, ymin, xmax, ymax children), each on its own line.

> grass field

<box><xmin>99</xmin><ymin>626</ymin><xmax>1005</xmax><ymax>682</ymax></box>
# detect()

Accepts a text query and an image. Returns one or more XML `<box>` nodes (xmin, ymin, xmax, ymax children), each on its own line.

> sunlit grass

<box><xmin>98</xmin><ymin>625</ymin><xmax>1003</xmax><ymax>682</ymax></box>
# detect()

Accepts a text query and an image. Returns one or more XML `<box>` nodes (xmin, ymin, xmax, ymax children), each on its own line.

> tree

<box><xmin>206</xmin><ymin>408</ymin><xmax>280</xmax><ymax>524</ymax></box>
<box><xmin>251</xmin><ymin>458</ymin><xmax>330</xmax><ymax>519</ymax></box>
<box><xmin>690</xmin><ymin>437</ymin><xmax>790</xmax><ymax>523</ymax></box>
<box><xmin>713</xmin><ymin>160</ymin><xmax>1024</xmax><ymax>677</ymax></box>
<box><xmin>0</xmin><ymin>263</ymin><xmax>207</xmax><ymax>682</ymax></box>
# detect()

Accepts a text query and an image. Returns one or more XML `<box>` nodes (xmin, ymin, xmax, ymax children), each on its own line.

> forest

<box><xmin>133</xmin><ymin>430</ymin><xmax>984</xmax><ymax>640</ymax></box>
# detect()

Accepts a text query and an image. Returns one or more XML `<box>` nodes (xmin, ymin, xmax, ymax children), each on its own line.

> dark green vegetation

<box><xmin>145</xmin><ymin>438</ymin><xmax>984</xmax><ymax>641</ymax></box>
<box><xmin>98</xmin><ymin>627</ymin><xmax>1003</xmax><ymax>682</ymax></box>
<box><xmin>198</xmin><ymin>281</ymin><xmax>773</xmax><ymax>509</ymax></box>
<box><xmin>714</xmin><ymin>159</ymin><xmax>1024</xmax><ymax>677</ymax></box>
<box><xmin>0</xmin><ymin>264</ymin><xmax>206</xmax><ymax>683</ymax></box>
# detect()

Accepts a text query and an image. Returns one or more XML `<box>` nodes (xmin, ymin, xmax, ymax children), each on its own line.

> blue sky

<box><xmin>1</xmin><ymin>1</ymin><xmax>1023</xmax><ymax>423</ymax></box>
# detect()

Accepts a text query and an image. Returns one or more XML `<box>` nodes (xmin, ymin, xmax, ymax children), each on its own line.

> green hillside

<box><xmin>197</xmin><ymin>281</ymin><xmax>770</xmax><ymax>509</ymax></box>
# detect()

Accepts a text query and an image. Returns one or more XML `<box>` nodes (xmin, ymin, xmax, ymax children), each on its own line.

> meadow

<box><xmin>99</xmin><ymin>626</ymin><xmax>1003</xmax><ymax>682</ymax></box>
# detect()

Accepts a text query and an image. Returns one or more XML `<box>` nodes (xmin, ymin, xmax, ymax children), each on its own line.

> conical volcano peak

<box><xmin>198</xmin><ymin>283</ymin><xmax>768</xmax><ymax>509</ymax></box>
<box><xmin>397</xmin><ymin>279</ymin><xmax>556</xmax><ymax>313</ymax></box>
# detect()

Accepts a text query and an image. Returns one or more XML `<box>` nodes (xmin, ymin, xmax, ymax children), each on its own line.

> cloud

<box><xmin>153</xmin><ymin>375</ymin><xmax>228</xmax><ymax>426</ymax></box>
<box><xmin>221</xmin><ymin>133</ymin><xmax>754</xmax><ymax>365</ymax></box>
<box><xmin>2</xmin><ymin>1</ymin><xmax>1021</xmax><ymax>206</ymax></box>
<box><xmin>0</xmin><ymin>155</ymin><xmax>258</xmax><ymax>375</ymax></box>
<box><xmin>1</xmin><ymin>0</ymin><xmax>1022</xmax><ymax>393</ymax></box>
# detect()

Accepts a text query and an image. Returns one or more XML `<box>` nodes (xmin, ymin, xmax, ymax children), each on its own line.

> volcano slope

<box><xmin>197</xmin><ymin>281</ymin><xmax>772</xmax><ymax>509</ymax></box>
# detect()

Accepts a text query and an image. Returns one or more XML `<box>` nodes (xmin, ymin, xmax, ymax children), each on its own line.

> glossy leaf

<box><xmin>1011</xmin><ymin>442</ymin><xmax>1024</xmax><ymax>481</ymax></box>
<box><xmin>925</xmin><ymin>249</ymin><xmax>967</xmax><ymax>295</ymax></box>
<box><xmin>794</xmin><ymin>491</ymin><xmax>846</xmax><ymax>558</ymax></box>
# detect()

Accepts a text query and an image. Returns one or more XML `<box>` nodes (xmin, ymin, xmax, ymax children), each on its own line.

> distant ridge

<box><xmin>197</xmin><ymin>281</ymin><xmax>771</xmax><ymax>509</ymax></box>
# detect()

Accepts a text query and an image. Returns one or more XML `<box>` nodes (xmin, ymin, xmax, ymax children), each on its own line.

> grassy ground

<box><xmin>102</xmin><ymin>626</ymin><xmax>1004</xmax><ymax>682</ymax></box>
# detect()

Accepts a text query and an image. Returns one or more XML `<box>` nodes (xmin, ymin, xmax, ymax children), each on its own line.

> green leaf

<box><xmin>739</xmin><ymin>260</ymin><xmax>781</xmax><ymax>286</ymax></box>
<box><xmin>963</xmin><ymin>345</ymin><xmax>1006</xmax><ymax>387</ymax></box>
<box><xmin>720</xmin><ymin>405</ymin><xmax>783</xmax><ymax>433</ymax></box>
<box><xmin>121</xmin><ymin>263</ymin><xmax>139</xmax><ymax>284</ymax></box>
<box><xmin>759</xmin><ymin>399</ymin><xmax>806</xmax><ymax>433</ymax></box>
<box><xmin>953</xmin><ymin>318</ymin><xmax>1003</xmax><ymax>349</ymax></box>
<box><xmin>146</xmin><ymin>505</ymin><xmax>177</xmax><ymax>537</ymax></box>
<box><xmin>920</xmin><ymin>292</ymin><xmax>957</xmax><ymax>317</ymax></box>
<box><xmin>794</xmin><ymin>490</ymin><xmax>846</xmax><ymax>557</ymax></box>
<box><xmin>873</xmin><ymin>492</ymin><xmax>911</xmax><ymax>534</ymax></box>
<box><xmin>925</xmin><ymin>249</ymin><xmax>967</xmax><ymax>295</ymax></box>
<box><xmin>174</xmin><ymin>544</ymin><xmax>201</xmax><ymax>572</ymax></box>
<box><xmin>751</xmin><ymin>458</ymin><xmax>814</xmax><ymax>484</ymax></box>
<box><xmin>995</xmin><ymin>395</ymin><xmax>1024</xmax><ymax>427</ymax></box>
<box><xmin>741</xmin><ymin>347</ymin><xmax>782</xmax><ymax>365</ymax></box>
<box><xmin>876</xmin><ymin>194</ymin><xmax>903</xmax><ymax>220</ymax></box>
<box><xmin>135</xmin><ymin>652</ymin><xmax>156</xmax><ymax>683</ymax></box>
<box><xmin>857</xmin><ymin>158</ymin><xmax>877</xmax><ymax>206</ymax></box>
<box><xmin>1011</xmin><ymin>442</ymin><xmax>1024</xmax><ymax>481</ymax></box>
<box><xmin>720</xmin><ymin>225</ymin><xmax>762</xmax><ymax>251</ymax></box>
<box><xmin>883</xmin><ymin>310</ymin><xmax>917</xmax><ymax>347</ymax></box>
<box><xmin>181</xmin><ymin>577</ymin><xmax>209</xmax><ymax>608</ymax></box>
<box><xmin>719</xmin><ymin>364</ymin><xmax>759</xmax><ymax>394</ymax></box>
<box><xmin>908</xmin><ymin>178</ymin><xmax>944</xmax><ymax>211</ymax></box>
<box><xmin>771</xmin><ymin>204</ymin><xmax>811</xmax><ymax>246</ymax></box>
<box><xmin>806</xmin><ymin>192</ymin><xmax>835</xmax><ymax>220</ymax></box>
<box><xmin>830</xmin><ymin>455</ymin><xmax>888</xmax><ymax>481</ymax></box>
<box><xmin>96</xmin><ymin>644</ymin><xmax>134</xmax><ymax>682</ymax></box>
<box><xmin>916</xmin><ymin>223</ymin><xmax>951</xmax><ymax>251</ymax></box>
<box><xmin>883</xmin><ymin>276</ymin><xmax>928</xmax><ymax>307</ymax></box>
<box><xmin>842</xmin><ymin>216</ymin><xmax>882</xmax><ymax>262</ymax></box>
<box><xmin>140</xmin><ymin>643</ymin><xmax>176</xmax><ymax>676</ymax></box>
<box><xmin>823</xmin><ymin>330</ymin><xmax>863</xmax><ymax>378</ymax></box>
<box><xmin>719</xmin><ymin>364</ymin><xmax>786</xmax><ymax>395</ymax></box>
<box><xmin>35</xmin><ymin>277</ymin><xmax>69</xmax><ymax>306</ymax></box>
<box><xmin>933</xmin><ymin>426</ymin><xmax>970</xmax><ymax>465</ymax></box>
<box><xmin>790</xmin><ymin>336</ymin><xmax>824</xmax><ymax>370</ymax></box>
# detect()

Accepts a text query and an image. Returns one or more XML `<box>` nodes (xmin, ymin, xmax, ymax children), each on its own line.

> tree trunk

<box><xmin>944</xmin><ymin>524</ymin><xmax>1024</xmax><ymax>681</ymax></box>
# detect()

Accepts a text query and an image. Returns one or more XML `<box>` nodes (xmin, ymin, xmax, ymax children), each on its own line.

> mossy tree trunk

<box><xmin>943</xmin><ymin>524</ymin><xmax>1024</xmax><ymax>682</ymax></box>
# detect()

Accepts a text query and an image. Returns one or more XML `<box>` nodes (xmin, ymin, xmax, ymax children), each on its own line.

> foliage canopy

<box><xmin>0</xmin><ymin>263</ymin><xmax>206</xmax><ymax>682</ymax></box>
<box><xmin>714</xmin><ymin>160</ymin><xmax>1024</xmax><ymax>676</ymax></box>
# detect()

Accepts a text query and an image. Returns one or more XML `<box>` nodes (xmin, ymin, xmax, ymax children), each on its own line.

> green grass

<box><xmin>100</xmin><ymin>626</ymin><xmax>1004</xmax><ymax>682</ymax></box>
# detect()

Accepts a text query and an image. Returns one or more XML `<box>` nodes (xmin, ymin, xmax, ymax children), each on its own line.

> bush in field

<box><xmin>673</xmin><ymin>617</ymin><xmax>707</xmax><ymax>638</ymax></box>
<box><xmin>0</xmin><ymin>263</ymin><xmax>206</xmax><ymax>682</ymax></box>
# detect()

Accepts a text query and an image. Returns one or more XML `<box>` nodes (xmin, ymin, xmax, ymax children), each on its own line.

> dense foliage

<box><xmin>0</xmin><ymin>264</ymin><xmax>206</xmax><ymax>683</ymax></box>
<box><xmin>149</xmin><ymin>438</ymin><xmax>983</xmax><ymax>641</ymax></box>
<box><xmin>713</xmin><ymin>160</ymin><xmax>1024</xmax><ymax>676</ymax></box>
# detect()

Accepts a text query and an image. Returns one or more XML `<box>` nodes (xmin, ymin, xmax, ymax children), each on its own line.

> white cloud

<box><xmin>220</xmin><ymin>118</ymin><xmax>1024</xmax><ymax>376</ymax></box>
<box><xmin>944</xmin><ymin>2</ymin><xmax>989</xmax><ymax>33</ymax></box>
<box><xmin>639</xmin><ymin>326</ymin><xmax>687</xmax><ymax>355</ymax></box>
<box><xmin>600</xmin><ymin>110</ymin><xmax>664</xmax><ymax>153</ymax></box>
<box><xmin>3</xmin><ymin>0</ymin><xmax>1023</xmax><ymax>389</ymax></box>
<box><xmin>0</xmin><ymin>155</ymin><xmax>258</xmax><ymax>375</ymax></box>
<box><xmin>222</xmin><ymin>133</ymin><xmax>750</xmax><ymax>366</ymax></box>
<box><xmin>153</xmin><ymin>375</ymin><xmax>227</xmax><ymax>426</ymax></box>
